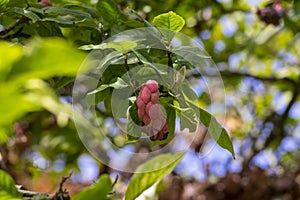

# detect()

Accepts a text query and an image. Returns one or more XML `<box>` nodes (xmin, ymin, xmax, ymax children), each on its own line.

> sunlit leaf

<box><xmin>0</xmin><ymin>86</ymin><xmax>37</xmax><ymax>134</ymax></box>
<box><xmin>72</xmin><ymin>174</ymin><xmax>112</xmax><ymax>200</ymax></box>
<box><xmin>107</xmin><ymin>41</ymin><xmax>137</xmax><ymax>54</ymax></box>
<box><xmin>188</xmin><ymin>101</ymin><xmax>235</xmax><ymax>158</ymax></box>
<box><xmin>0</xmin><ymin>170</ymin><xmax>23</xmax><ymax>200</ymax></box>
<box><xmin>0</xmin><ymin>42</ymin><xmax>23</xmax><ymax>81</ymax></box>
<box><xmin>174</xmin><ymin>82</ymin><xmax>235</xmax><ymax>158</ymax></box>
<box><xmin>153</xmin><ymin>11</ymin><xmax>185</xmax><ymax>32</ymax></box>
<box><xmin>0</xmin><ymin>0</ymin><xmax>9</xmax><ymax>11</ymax></box>
<box><xmin>125</xmin><ymin>152</ymin><xmax>185</xmax><ymax>200</ymax></box>
<box><xmin>79</xmin><ymin>43</ymin><xmax>108</xmax><ymax>50</ymax></box>
<box><xmin>8</xmin><ymin>38</ymin><xmax>87</xmax><ymax>83</ymax></box>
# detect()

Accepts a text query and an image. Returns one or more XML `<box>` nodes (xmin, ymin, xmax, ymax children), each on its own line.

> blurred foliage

<box><xmin>0</xmin><ymin>0</ymin><xmax>300</xmax><ymax>199</ymax></box>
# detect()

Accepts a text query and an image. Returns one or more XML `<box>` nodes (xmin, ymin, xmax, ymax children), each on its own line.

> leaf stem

<box><xmin>123</xmin><ymin>53</ymin><xmax>137</xmax><ymax>95</ymax></box>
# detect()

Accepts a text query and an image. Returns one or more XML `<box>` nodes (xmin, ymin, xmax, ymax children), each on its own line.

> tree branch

<box><xmin>17</xmin><ymin>172</ymin><xmax>72</xmax><ymax>200</ymax></box>
<box><xmin>0</xmin><ymin>16</ymin><xmax>28</xmax><ymax>36</ymax></box>
<box><xmin>220</xmin><ymin>71</ymin><xmax>297</xmax><ymax>85</ymax></box>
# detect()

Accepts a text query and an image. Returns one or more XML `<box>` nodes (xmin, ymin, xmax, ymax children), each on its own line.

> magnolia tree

<box><xmin>0</xmin><ymin>0</ymin><xmax>299</xmax><ymax>199</ymax></box>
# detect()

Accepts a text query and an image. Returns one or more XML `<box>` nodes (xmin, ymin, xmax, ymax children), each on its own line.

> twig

<box><xmin>52</xmin><ymin>171</ymin><xmax>73</xmax><ymax>200</ymax></box>
<box><xmin>192</xmin><ymin>70</ymin><xmax>297</xmax><ymax>85</ymax></box>
<box><xmin>0</xmin><ymin>16</ymin><xmax>28</xmax><ymax>36</ymax></box>
<box><xmin>18</xmin><ymin>188</ymin><xmax>52</xmax><ymax>200</ymax></box>
<box><xmin>108</xmin><ymin>174</ymin><xmax>119</xmax><ymax>195</ymax></box>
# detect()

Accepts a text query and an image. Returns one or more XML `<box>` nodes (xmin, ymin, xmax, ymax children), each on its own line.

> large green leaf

<box><xmin>0</xmin><ymin>88</ymin><xmax>37</xmax><ymax>129</ymax></box>
<box><xmin>88</xmin><ymin>77</ymin><xmax>128</xmax><ymax>95</ymax></box>
<box><xmin>153</xmin><ymin>11</ymin><xmax>185</xmax><ymax>32</ymax></box>
<box><xmin>72</xmin><ymin>174</ymin><xmax>112</xmax><ymax>200</ymax></box>
<box><xmin>0</xmin><ymin>0</ymin><xmax>9</xmax><ymax>11</ymax></box>
<box><xmin>42</xmin><ymin>6</ymin><xmax>93</xmax><ymax>20</ymax></box>
<box><xmin>195</xmin><ymin>104</ymin><xmax>235</xmax><ymax>158</ymax></box>
<box><xmin>0</xmin><ymin>170</ymin><xmax>23</xmax><ymax>200</ymax></box>
<box><xmin>126</xmin><ymin>103</ymin><xmax>143</xmax><ymax>143</ymax></box>
<box><xmin>173</xmin><ymin>81</ymin><xmax>234</xmax><ymax>158</ymax></box>
<box><xmin>125</xmin><ymin>152</ymin><xmax>185</xmax><ymax>200</ymax></box>
<box><xmin>96</xmin><ymin>0</ymin><xmax>126</xmax><ymax>25</ymax></box>
<box><xmin>11</xmin><ymin>7</ymin><xmax>41</xmax><ymax>23</ymax></box>
<box><xmin>107</xmin><ymin>41</ymin><xmax>137</xmax><ymax>54</ymax></box>
<box><xmin>0</xmin><ymin>42</ymin><xmax>23</xmax><ymax>81</ymax></box>
<box><xmin>8</xmin><ymin>38</ymin><xmax>87</xmax><ymax>83</ymax></box>
<box><xmin>183</xmin><ymin>98</ymin><xmax>235</xmax><ymax>158</ymax></box>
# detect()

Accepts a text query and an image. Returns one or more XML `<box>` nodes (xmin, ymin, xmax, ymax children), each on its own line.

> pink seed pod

<box><xmin>151</xmin><ymin>119</ymin><xmax>166</xmax><ymax>132</ymax></box>
<box><xmin>140</xmin><ymin>86</ymin><xmax>151</xmax><ymax>104</ymax></box>
<box><xmin>143</xmin><ymin>114</ymin><xmax>151</xmax><ymax>125</ymax></box>
<box><xmin>145</xmin><ymin>102</ymin><xmax>153</xmax><ymax>114</ymax></box>
<box><xmin>38</xmin><ymin>0</ymin><xmax>52</xmax><ymax>7</ymax></box>
<box><xmin>148</xmin><ymin>104</ymin><xmax>164</xmax><ymax>120</ymax></box>
<box><xmin>136</xmin><ymin>80</ymin><xmax>169</xmax><ymax>141</ymax></box>
<box><xmin>151</xmin><ymin>92</ymin><xmax>160</xmax><ymax>104</ymax></box>
<box><xmin>137</xmin><ymin>97</ymin><xmax>145</xmax><ymax>109</ymax></box>
<box><xmin>145</xmin><ymin>80</ymin><xmax>158</xmax><ymax>93</ymax></box>
<box><xmin>138</xmin><ymin>109</ymin><xmax>145</xmax><ymax>121</ymax></box>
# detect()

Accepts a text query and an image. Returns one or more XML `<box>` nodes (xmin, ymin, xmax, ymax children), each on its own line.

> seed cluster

<box><xmin>257</xmin><ymin>4</ymin><xmax>284</xmax><ymax>26</ymax></box>
<box><xmin>137</xmin><ymin>80</ymin><xmax>168</xmax><ymax>141</ymax></box>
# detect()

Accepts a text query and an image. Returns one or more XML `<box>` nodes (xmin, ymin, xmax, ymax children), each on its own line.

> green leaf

<box><xmin>196</xmin><ymin>105</ymin><xmax>235</xmax><ymax>158</ymax></box>
<box><xmin>0</xmin><ymin>170</ymin><xmax>23</xmax><ymax>200</ymax></box>
<box><xmin>184</xmin><ymin>100</ymin><xmax>235</xmax><ymax>158</ymax></box>
<box><xmin>88</xmin><ymin>77</ymin><xmax>128</xmax><ymax>95</ymax></box>
<box><xmin>153</xmin><ymin>11</ymin><xmax>185</xmax><ymax>32</ymax></box>
<box><xmin>41</xmin><ymin>17</ymin><xmax>87</xmax><ymax>25</ymax></box>
<box><xmin>79</xmin><ymin>43</ymin><xmax>108</xmax><ymax>50</ymax></box>
<box><xmin>72</xmin><ymin>174</ymin><xmax>112</xmax><ymax>200</ymax></box>
<box><xmin>96</xmin><ymin>0</ymin><xmax>126</xmax><ymax>25</ymax></box>
<box><xmin>107</xmin><ymin>41</ymin><xmax>137</xmax><ymax>54</ymax></box>
<box><xmin>125</xmin><ymin>152</ymin><xmax>185</xmax><ymax>200</ymax></box>
<box><xmin>0</xmin><ymin>0</ymin><xmax>9</xmax><ymax>11</ymax></box>
<box><xmin>126</xmin><ymin>115</ymin><xmax>142</xmax><ymax>143</ymax></box>
<box><xmin>12</xmin><ymin>7</ymin><xmax>41</xmax><ymax>23</ymax></box>
<box><xmin>42</xmin><ymin>6</ymin><xmax>93</xmax><ymax>20</ymax></box>
<box><xmin>0</xmin><ymin>87</ymin><xmax>37</xmax><ymax>135</ymax></box>
<box><xmin>126</xmin><ymin>103</ymin><xmax>143</xmax><ymax>143</ymax></box>
<box><xmin>174</xmin><ymin>82</ymin><xmax>235</xmax><ymax>158</ymax></box>
<box><xmin>0</xmin><ymin>42</ymin><xmax>23</xmax><ymax>81</ymax></box>
<box><xmin>8</xmin><ymin>38</ymin><xmax>87</xmax><ymax>83</ymax></box>
<box><xmin>178</xmin><ymin>101</ymin><xmax>197</xmax><ymax>132</ymax></box>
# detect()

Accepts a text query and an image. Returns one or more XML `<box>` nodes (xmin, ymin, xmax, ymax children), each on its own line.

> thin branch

<box><xmin>220</xmin><ymin>71</ymin><xmax>297</xmax><ymax>85</ymax></box>
<box><xmin>192</xmin><ymin>70</ymin><xmax>297</xmax><ymax>85</ymax></box>
<box><xmin>52</xmin><ymin>171</ymin><xmax>72</xmax><ymax>200</ymax></box>
<box><xmin>18</xmin><ymin>188</ymin><xmax>52</xmax><ymax>200</ymax></box>
<box><xmin>243</xmin><ymin>76</ymin><xmax>300</xmax><ymax>168</ymax></box>
<box><xmin>0</xmin><ymin>16</ymin><xmax>28</xmax><ymax>36</ymax></box>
